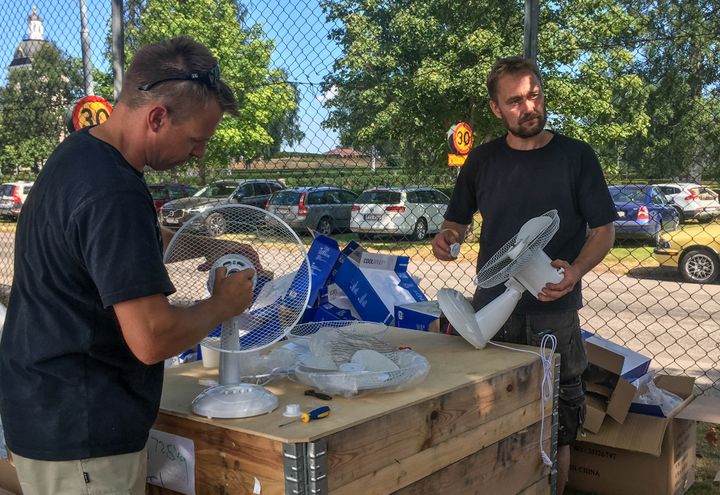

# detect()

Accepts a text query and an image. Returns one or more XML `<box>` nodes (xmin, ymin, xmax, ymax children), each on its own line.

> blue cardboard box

<box><xmin>395</xmin><ymin>300</ymin><xmax>442</xmax><ymax>332</ymax></box>
<box><xmin>299</xmin><ymin>234</ymin><xmax>342</xmax><ymax>322</ymax></box>
<box><xmin>333</xmin><ymin>245</ymin><xmax>427</xmax><ymax>325</ymax></box>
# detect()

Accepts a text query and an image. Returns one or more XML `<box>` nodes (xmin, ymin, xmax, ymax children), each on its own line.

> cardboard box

<box><xmin>333</xmin><ymin>245</ymin><xmax>426</xmax><ymax>325</ymax></box>
<box><xmin>581</xmin><ymin>333</ymin><xmax>649</xmax><ymax>432</ymax></box>
<box><xmin>395</xmin><ymin>300</ymin><xmax>446</xmax><ymax>332</ymax></box>
<box><xmin>569</xmin><ymin>374</ymin><xmax>720</xmax><ymax>495</ymax></box>
<box><xmin>569</xmin><ymin>417</ymin><xmax>696</xmax><ymax>495</ymax></box>
<box><xmin>582</xmin><ymin>330</ymin><xmax>651</xmax><ymax>381</ymax></box>
<box><xmin>299</xmin><ymin>234</ymin><xmax>342</xmax><ymax>322</ymax></box>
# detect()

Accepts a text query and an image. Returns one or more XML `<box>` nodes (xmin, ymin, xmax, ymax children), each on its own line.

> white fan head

<box><xmin>163</xmin><ymin>204</ymin><xmax>311</xmax><ymax>418</ymax></box>
<box><xmin>474</xmin><ymin>209</ymin><xmax>559</xmax><ymax>288</ymax></box>
<box><xmin>164</xmin><ymin>204</ymin><xmax>311</xmax><ymax>353</ymax></box>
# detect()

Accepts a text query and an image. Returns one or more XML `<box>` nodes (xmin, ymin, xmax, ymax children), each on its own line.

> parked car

<box><xmin>655</xmin><ymin>183</ymin><xmax>720</xmax><ymax>223</ymax></box>
<box><xmin>350</xmin><ymin>187</ymin><xmax>449</xmax><ymax>241</ymax></box>
<box><xmin>160</xmin><ymin>179</ymin><xmax>284</xmax><ymax>235</ymax></box>
<box><xmin>609</xmin><ymin>185</ymin><xmax>679</xmax><ymax>242</ymax></box>
<box><xmin>266</xmin><ymin>186</ymin><xmax>358</xmax><ymax>235</ymax></box>
<box><xmin>148</xmin><ymin>182</ymin><xmax>197</xmax><ymax>213</ymax></box>
<box><xmin>0</xmin><ymin>181</ymin><xmax>34</xmax><ymax>220</ymax></box>
<box><xmin>654</xmin><ymin>224</ymin><xmax>720</xmax><ymax>283</ymax></box>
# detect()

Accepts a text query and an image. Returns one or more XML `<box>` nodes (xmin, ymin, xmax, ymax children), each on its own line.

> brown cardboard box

<box><xmin>581</xmin><ymin>337</ymin><xmax>639</xmax><ymax>433</ymax></box>
<box><xmin>569</xmin><ymin>418</ymin><xmax>696</xmax><ymax>495</ymax></box>
<box><xmin>569</xmin><ymin>375</ymin><xmax>720</xmax><ymax>495</ymax></box>
<box><xmin>0</xmin><ymin>458</ymin><xmax>20</xmax><ymax>495</ymax></box>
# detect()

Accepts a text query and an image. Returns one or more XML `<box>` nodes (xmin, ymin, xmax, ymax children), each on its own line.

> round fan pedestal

<box><xmin>191</xmin><ymin>383</ymin><xmax>279</xmax><ymax>419</ymax></box>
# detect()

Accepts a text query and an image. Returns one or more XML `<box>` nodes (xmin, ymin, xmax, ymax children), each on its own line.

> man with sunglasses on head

<box><xmin>0</xmin><ymin>36</ymin><xmax>254</xmax><ymax>494</ymax></box>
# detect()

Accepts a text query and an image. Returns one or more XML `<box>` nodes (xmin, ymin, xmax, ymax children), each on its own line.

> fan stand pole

<box><xmin>219</xmin><ymin>318</ymin><xmax>241</xmax><ymax>386</ymax></box>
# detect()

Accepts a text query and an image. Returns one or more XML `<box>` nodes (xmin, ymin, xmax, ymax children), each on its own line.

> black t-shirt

<box><xmin>0</xmin><ymin>128</ymin><xmax>175</xmax><ymax>461</ymax></box>
<box><xmin>445</xmin><ymin>132</ymin><xmax>617</xmax><ymax>314</ymax></box>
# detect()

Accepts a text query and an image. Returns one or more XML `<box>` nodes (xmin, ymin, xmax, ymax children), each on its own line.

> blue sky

<box><xmin>0</xmin><ymin>0</ymin><xmax>341</xmax><ymax>153</ymax></box>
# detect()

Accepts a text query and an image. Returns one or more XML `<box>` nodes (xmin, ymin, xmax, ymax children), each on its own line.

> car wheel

<box><xmin>679</xmin><ymin>249</ymin><xmax>719</xmax><ymax>284</ymax></box>
<box><xmin>411</xmin><ymin>218</ymin><xmax>428</xmax><ymax>241</ymax></box>
<box><xmin>206</xmin><ymin>212</ymin><xmax>227</xmax><ymax>236</ymax></box>
<box><xmin>317</xmin><ymin>216</ymin><xmax>334</xmax><ymax>236</ymax></box>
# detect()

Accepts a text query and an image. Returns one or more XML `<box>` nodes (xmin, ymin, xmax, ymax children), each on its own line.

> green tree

<box><xmin>123</xmin><ymin>0</ymin><xmax>301</xmax><ymax>182</ymax></box>
<box><xmin>0</xmin><ymin>44</ymin><xmax>83</xmax><ymax>176</ymax></box>
<box><xmin>321</xmin><ymin>0</ymin><xmax>524</xmax><ymax>169</ymax></box>
<box><xmin>620</xmin><ymin>0</ymin><xmax>720</xmax><ymax>182</ymax></box>
<box><xmin>320</xmin><ymin>0</ymin><xmax>651</xmax><ymax>172</ymax></box>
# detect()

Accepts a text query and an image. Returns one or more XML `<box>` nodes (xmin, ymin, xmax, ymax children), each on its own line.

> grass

<box><xmin>567</xmin><ymin>422</ymin><xmax>719</xmax><ymax>495</ymax></box>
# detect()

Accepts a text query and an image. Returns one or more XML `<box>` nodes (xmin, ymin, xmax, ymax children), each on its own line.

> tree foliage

<box><xmin>321</xmin><ymin>0</ymin><xmax>720</xmax><ymax>182</ymax></box>
<box><xmin>0</xmin><ymin>44</ymin><xmax>83</xmax><ymax>176</ymax></box>
<box><xmin>122</xmin><ymin>0</ymin><xmax>301</xmax><ymax>181</ymax></box>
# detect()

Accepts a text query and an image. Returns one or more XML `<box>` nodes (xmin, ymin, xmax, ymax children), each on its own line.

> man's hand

<box><xmin>210</xmin><ymin>266</ymin><xmax>255</xmax><ymax>320</ymax></box>
<box><xmin>538</xmin><ymin>259</ymin><xmax>579</xmax><ymax>302</ymax></box>
<box><xmin>432</xmin><ymin>222</ymin><xmax>468</xmax><ymax>261</ymax></box>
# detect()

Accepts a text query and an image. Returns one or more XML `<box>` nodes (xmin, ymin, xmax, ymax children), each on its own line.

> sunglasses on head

<box><xmin>138</xmin><ymin>63</ymin><xmax>220</xmax><ymax>91</ymax></box>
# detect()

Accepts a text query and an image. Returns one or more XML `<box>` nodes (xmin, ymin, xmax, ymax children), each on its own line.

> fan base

<box><xmin>191</xmin><ymin>383</ymin><xmax>279</xmax><ymax>419</ymax></box>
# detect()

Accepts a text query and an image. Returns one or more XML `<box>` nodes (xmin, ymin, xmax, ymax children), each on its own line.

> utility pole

<box><xmin>111</xmin><ymin>0</ymin><xmax>125</xmax><ymax>101</ymax></box>
<box><xmin>524</xmin><ymin>0</ymin><xmax>539</xmax><ymax>63</ymax></box>
<box><xmin>79</xmin><ymin>0</ymin><xmax>94</xmax><ymax>95</ymax></box>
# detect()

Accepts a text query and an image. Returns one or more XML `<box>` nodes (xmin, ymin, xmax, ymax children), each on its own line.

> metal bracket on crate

<box><xmin>549</xmin><ymin>358</ymin><xmax>560</xmax><ymax>495</ymax></box>
<box><xmin>283</xmin><ymin>440</ymin><xmax>328</xmax><ymax>495</ymax></box>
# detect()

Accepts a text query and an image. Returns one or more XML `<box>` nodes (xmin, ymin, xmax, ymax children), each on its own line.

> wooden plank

<box><xmin>391</xmin><ymin>420</ymin><xmax>551</xmax><ymax>495</ymax></box>
<box><xmin>331</xmin><ymin>401</ymin><xmax>552</xmax><ymax>494</ymax></box>
<box><xmin>148</xmin><ymin>414</ymin><xmax>285</xmax><ymax>495</ymax></box>
<box><xmin>157</xmin><ymin>330</ymin><xmax>546</xmax><ymax>444</ymax></box>
<box><xmin>326</xmin><ymin>359</ymin><xmax>549</xmax><ymax>490</ymax></box>
<box><xmin>518</xmin><ymin>477</ymin><xmax>553</xmax><ymax>495</ymax></box>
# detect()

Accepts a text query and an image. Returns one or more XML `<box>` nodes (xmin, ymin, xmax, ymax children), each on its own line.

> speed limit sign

<box><xmin>447</xmin><ymin>122</ymin><xmax>473</xmax><ymax>155</ymax></box>
<box><xmin>70</xmin><ymin>95</ymin><xmax>113</xmax><ymax>131</ymax></box>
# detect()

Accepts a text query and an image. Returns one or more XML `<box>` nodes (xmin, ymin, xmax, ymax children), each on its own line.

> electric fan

<box><xmin>437</xmin><ymin>210</ymin><xmax>564</xmax><ymax>349</ymax></box>
<box><xmin>163</xmin><ymin>204</ymin><xmax>311</xmax><ymax>418</ymax></box>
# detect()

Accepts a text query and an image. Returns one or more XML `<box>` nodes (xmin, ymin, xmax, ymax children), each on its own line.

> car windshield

<box><xmin>610</xmin><ymin>187</ymin><xmax>646</xmax><ymax>204</ymax></box>
<box><xmin>193</xmin><ymin>183</ymin><xmax>238</xmax><ymax>198</ymax></box>
<box><xmin>356</xmin><ymin>190</ymin><xmax>402</xmax><ymax>204</ymax></box>
<box><xmin>270</xmin><ymin>191</ymin><xmax>301</xmax><ymax>206</ymax></box>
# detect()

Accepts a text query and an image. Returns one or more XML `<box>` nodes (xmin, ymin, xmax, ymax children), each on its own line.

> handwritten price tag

<box><xmin>146</xmin><ymin>429</ymin><xmax>195</xmax><ymax>495</ymax></box>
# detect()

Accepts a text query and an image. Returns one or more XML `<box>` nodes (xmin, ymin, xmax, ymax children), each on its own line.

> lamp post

<box><xmin>524</xmin><ymin>0</ymin><xmax>539</xmax><ymax>63</ymax></box>
<box><xmin>79</xmin><ymin>0</ymin><xmax>94</xmax><ymax>95</ymax></box>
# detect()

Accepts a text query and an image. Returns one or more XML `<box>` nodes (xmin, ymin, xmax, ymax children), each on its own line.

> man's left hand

<box><xmin>538</xmin><ymin>259</ymin><xmax>579</xmax><ymax>302</ymax></box>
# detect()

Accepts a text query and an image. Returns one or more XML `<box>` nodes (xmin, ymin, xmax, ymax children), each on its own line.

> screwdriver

<box><xmin>278</xmin><ymin>406</ymin><xmax>330</xmax><ymax>427</ymax></box>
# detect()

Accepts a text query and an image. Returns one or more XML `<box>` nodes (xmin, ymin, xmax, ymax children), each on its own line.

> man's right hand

<box><xmin>432</xmin><ymin>228</ymin><xmax>461</xmax><ymax>261</ymax></box>
<box><xmin>210</xmin><ymin>266</ymin><xmax>255</xmax><ymax>320</ymax></box>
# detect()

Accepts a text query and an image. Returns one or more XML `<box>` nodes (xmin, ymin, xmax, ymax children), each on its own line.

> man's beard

<box><xmin>505</xmin><ymin>110</ymin><xmax>547</xmax><ymax>138</ymax></box>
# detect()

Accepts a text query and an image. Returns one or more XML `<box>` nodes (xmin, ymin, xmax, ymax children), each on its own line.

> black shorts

<box><xmin>492</xmin><ymin>310</ymin><xmax>587</xmax><ymax>446</ymax></box>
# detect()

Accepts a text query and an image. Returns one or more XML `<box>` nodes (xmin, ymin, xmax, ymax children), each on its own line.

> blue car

<box><xmin>609</xmin><ymin>185</ymin><xmax>679</xmax><ymax>242</ymax></box>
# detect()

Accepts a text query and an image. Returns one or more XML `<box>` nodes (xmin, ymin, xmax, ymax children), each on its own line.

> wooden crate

<box><xmin>148</xmin><ymin>329</ymin><xmax>557</xmax><ymax>495</ymax></box>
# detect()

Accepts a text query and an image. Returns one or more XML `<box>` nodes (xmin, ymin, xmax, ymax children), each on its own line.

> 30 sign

<box><xmin>447</xmin><ymin>122</ymin><xmax>473</xmax><ymax>155</ymax></box>
<box><xmin>71</xmin><ymin>95</ymin><xmax>113</xmax><ymax>131</ymax></box>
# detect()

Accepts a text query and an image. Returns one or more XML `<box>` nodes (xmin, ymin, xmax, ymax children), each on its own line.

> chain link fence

<box><xmin>0</xmin><ymin>1</ymin><xmax>718</xmax><ymax>399</ymax></box>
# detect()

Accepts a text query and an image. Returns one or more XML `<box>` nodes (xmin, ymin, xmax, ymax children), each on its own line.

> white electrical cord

<box><xmin>489</xmin><ymin>332</ymin><xmax>558</xmax><ymax>467</ymax></box>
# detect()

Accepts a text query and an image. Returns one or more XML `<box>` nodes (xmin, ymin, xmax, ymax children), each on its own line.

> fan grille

<box><xmin>163</xmin><ymin>204</ymin><xmax>311</xmax><ymax>352</ymax></box>
<box><xmin>474</xmin><ymin>210</ymin><xmax>560</xmax><ymax>288</ymax></box>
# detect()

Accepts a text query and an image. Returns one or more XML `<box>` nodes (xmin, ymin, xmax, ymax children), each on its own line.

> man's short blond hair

<box><xmin>120</xmin><ymin>36</ymin><xmax>238</xmax><ymax>121</ymax></box>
